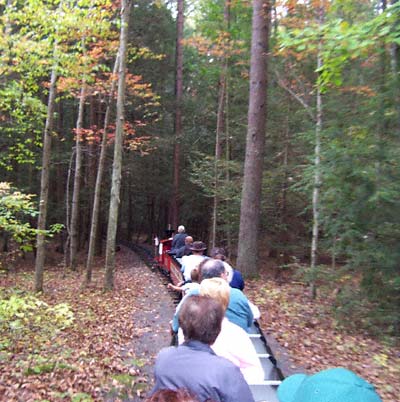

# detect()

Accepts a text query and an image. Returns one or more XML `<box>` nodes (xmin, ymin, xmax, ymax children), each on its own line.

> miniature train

<box><xmin>154</xmin><ymin>236</ymin><xmax>284</xmax><ymax>402</ymax></box>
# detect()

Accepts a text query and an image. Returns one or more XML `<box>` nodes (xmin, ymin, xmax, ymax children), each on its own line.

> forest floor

<box><xmin>0</xmin><ymin>245</ymin><xmax>399</xmax><ymax>402</ymax></box>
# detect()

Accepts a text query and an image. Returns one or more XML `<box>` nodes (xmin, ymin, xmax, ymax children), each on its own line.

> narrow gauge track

<box><xmin>123</xmin><ymin>239</ymin><xmax>284</xmax><ymax>402</ymax></box>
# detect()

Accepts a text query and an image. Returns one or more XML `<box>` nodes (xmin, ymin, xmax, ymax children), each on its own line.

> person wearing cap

<box><xmin>180</xmin><ymin>241</ymin><xmax>208</xmax><ymax>282</ymax></box>
<box><xmin>277</xmin><ymin>367</ymin><xmax>382</xmax><ymax>402</ymax></box>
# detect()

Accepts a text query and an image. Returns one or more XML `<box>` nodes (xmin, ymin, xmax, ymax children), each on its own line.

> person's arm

<box><xmin>171</xmin><ymin>287</ymin><xmax>200</xmax><ymax>332</ymax></box>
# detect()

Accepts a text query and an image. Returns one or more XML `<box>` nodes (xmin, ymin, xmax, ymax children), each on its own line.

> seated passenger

<box><xmin>180</xmin><ymin>241</ymin><xmax>207</xmax><ymax>282</ymax></box>
<box><xmin>199</xmin><ymin>277</ymin><xmax>264</xmax><ymax>383</ymax></box>
<box><xmin>277</xmin><ymin>367</ymin><xmax>382</xmax><ymax>402</ymax></box>
<box><xmin>171</xmin><ymin>225</ymin><xmax>187</xmax><ymax>250</ymax></box>
<box><xmin>171</xmin><ymin>259</ymin><xmax>254</xmax><ymax>333</ymax></box>
<box><xmin>151</xmin><ymin>295</ymin><xmax>255</xmax><ymax>402</ymax></box>
<box><xmin>167</xmin><ymin>268</ymin><xmax>200</xmax><ymax>296</ymax></box>
<box><xmin>210</xmin><ymin>247</ymin><xmax>245</xmax><ymax>290</ymax></box>
<box><xmin>175</xmin><ymin>236</ymin><xmax>193</xmax><ymax>258</ymax></box>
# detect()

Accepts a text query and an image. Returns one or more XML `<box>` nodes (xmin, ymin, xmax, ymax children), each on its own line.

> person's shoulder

<box><xmin>229</xmin><ymin>287</ymin><xmax>247</xmax><ymax>298</ymax></box>
<box><xmin>156</xmin><ymin>345</ymin><xmax>177</xmax><ymax>359</ymax></box>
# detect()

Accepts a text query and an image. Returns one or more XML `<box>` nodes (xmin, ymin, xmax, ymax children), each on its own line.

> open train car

<box><xmin>154</xmin><ymin>237</ymin><xmax>184</xmax><ymax>286</ymax></box>
<box><xmin>154</xmin><ymin>236</ymin><xmax>284</xmax><ymax>402</ymax></box>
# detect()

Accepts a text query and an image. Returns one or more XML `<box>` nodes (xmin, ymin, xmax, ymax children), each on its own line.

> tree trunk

<box><xmin>85</xmin><ymin>53</ymin><xmax>119</xmax><ymax>285</ymax></box>
<box><xmin>210</xmin><ymin>0</ymin><xmax>230</xmax><ymax>250</ymax></box>
<box><xmin>310</xmin><ymin>4</ymin><xmax>324</xmax><ymax>299</ymax></box>
<box><xmin>170</xmin><ymin>0</ymin><xmax>184</xmax><ymax>229</ymax></box>
<box><xmin>237</xmin><ymin>0</ymin><xmax>270</xmax><ymax>277</ymax></box>
<box><xmin>104</xmin><ymin>0</ymin><xmax>131</xmax><ymax>291</ymax></box>
<box><xmin>70</xmin><ymin>80</ymin><xmax>86</xmax><ymax>271</ymax></box>
<box><xmin>34</xmin><ymin>64</ymin><xmax>58</xmax><ymax>292</ymax></box>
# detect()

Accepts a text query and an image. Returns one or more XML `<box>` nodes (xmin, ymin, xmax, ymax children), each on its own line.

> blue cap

<box><xmin>277</xmin><ymin>368</ymin><xmax>382</xmax><ymax>402</ymax></box>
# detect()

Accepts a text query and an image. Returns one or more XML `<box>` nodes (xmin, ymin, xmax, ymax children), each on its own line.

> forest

<box><xmin>0</xmin><ymin>0</ymin><xmax>399</xmax><ymax>400</ymax></box>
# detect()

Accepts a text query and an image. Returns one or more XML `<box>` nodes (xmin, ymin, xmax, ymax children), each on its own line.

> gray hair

<box><xmin>178</xmin><ymin>225</ymin><xmax>185</xmax><ymax>233</ymax></box>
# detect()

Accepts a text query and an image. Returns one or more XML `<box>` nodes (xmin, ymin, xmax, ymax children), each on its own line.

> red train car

<box><xmin>154</xmin><ymin>237</ymin><xmax>183</xmax><ymax>285</ymax></box>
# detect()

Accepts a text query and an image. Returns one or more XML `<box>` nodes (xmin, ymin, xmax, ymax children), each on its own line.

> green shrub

<box><xmin>0</xmin><ymin>289</ymin><xmax>74</xmax><ymax>352</ymax></box>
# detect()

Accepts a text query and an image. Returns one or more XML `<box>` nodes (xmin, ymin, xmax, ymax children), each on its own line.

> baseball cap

<box><xmin>277</xmin><ymin>367</ymin><xmax>382</xmax><ymax>402</ymax></box>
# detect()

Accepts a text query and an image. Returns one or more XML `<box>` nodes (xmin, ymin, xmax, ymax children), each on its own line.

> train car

<box><xmin>154</xmin><ymin>236</ymin><xmax>284</xmax><ymax>402</ymax></box>
<box><xmin>154</xmin><ymin>237</ymin><xmax>184</xmax><ymax>285</ymax></box>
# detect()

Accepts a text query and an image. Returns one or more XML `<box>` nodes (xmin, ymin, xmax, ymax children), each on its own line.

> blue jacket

<box><xmin>151</xmin><ymin>340</ymin><xmax>255</xmax><ymax>402</ymax></box>
<box><xmin>172</xmin><ymin>287</ymin><xmax>253</xmax><ymax>332</ymax></box>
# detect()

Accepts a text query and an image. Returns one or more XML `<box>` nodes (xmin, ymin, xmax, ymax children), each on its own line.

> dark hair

<box><xmin>178</xmin><ymin>295</ymin><xmax>223</xmax><ymax>344</ymax></box>
<box><xmin>198</xmin><ymin>259</ymin><xmax>225</xmax><ymax>281</ymax></box>
<box><xmin>210</xmin><ymin>247</ymin><xmax>226</xmax><ymax>261</ymax></box>
<box><xmin>146</xmin><ymin>388</ymin><xmax>200</xmax><ymax>402</ymax></box>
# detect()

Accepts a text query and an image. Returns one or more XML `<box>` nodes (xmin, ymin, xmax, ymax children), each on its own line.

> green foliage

<box><xmin>0</xmin><ymin>183</ymin><xmax>63</xmax><ymax>253</ymax></box>
<box><xmin>0</xmin><ymin>289</ymin><xmax>74</xmax><ymax>352</ymax></box>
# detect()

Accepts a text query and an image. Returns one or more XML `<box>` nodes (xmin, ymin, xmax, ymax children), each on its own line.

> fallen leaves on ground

<box><xmin>245</xmin><ymin>273</ymin><xmax>400</xmax><ymax>402</ymax></box>
<box><xmin>0</xmin><ymin>247</ymin><xmax>151</xmax><ymax>402</ymax></box>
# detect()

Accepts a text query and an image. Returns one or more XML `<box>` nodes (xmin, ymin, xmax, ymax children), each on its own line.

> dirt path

<box><xmin>121</xmin><ymin>250</ymin><xmax>177</xmax><ymax>401</ymax></box>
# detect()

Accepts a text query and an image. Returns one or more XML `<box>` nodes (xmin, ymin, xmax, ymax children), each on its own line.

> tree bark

<box><xmin>310</xmin><ymin>3</ymin><xmax>324</xmax><ymax>299</ymax></box>
<box><xmin>70</xmin><ymin>80</ymin><xmax>86</xmax><ymax>270</ymax></box>
<box><xmin>210</xmin><ymin>0</ymin><xmax>230</xmax><ymax>250</ymax></box>
<box><xmin>34</xmin><ymin>64</ymin><xmax>58</xmax><ymax>292</ymax></box>
<box><xmin>85</xmin><ymin>53</ymin><xmax>119</xmax><ymax>285</ymax></box>
<box><xmin>237</xmin><ymin>0</ymin><xmax>270</xmax><ymax>277</ymax></box>
<box><xmin>170</xmin><ymin>0</ymin><xmax>184</xmax><ymax>229</ymax></box>
<box><xmin>104</xmin><ymin>0</ymin><xmax>131</xmax><ymax>291</ymax></box>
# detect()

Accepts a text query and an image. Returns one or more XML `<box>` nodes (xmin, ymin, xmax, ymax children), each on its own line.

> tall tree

<box><xmin>85</xmin><ymin>54</ymin><xmax>119</xmax><ymax>285</ymax></box>
<box><xmin>210</xmin><ymin>0</ymin><xmax>231</xmax><ymax>250</ymax></box>
<box><xmin>104</xmin><ymin>0</ymin><xmax>132</xmax><ymax>290</ymax></box>
<box><xmin>237</xmin><ymin>0</ymin><xmax>270</xmax><ymax>277</ymax></box>
<box><xmin>70</xmin><ymin>59</ymin><xmax>87</xmax><ymax>271</ymax></box>
<box><xmin>34</xmin><ymin>58</ymin><xmax>58</xmax><ymax>293</ymax></box>
<box><xmin>170</xmin><ymin>0</ymin><xmax>184</xmax><ymax>229</ymax></box>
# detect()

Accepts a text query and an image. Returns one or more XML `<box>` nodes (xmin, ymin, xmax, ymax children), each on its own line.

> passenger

<box><xmin>277</xmin><ymin>367</ymin><xmax>382</xmax><ymax>402</ymax></box>
<box><xmin>171</xmin><ymin>259</ymin><xmax>254</xmax><ymax>333</ymax></box>
<box><xmin>210</xmin><ymin>247</ymin><xmax>234</xmax><ymax>282</ymax></box>
<box><xmin>199</xmin><ymin>277</ymin><xmax>264</xmax><ymax>383</ymax></box>
<box><xmin>170</xmin><ymin>225</ymin><xmax>187</xmax><ymax>253</ymax></box>
<box><xmin>145</xmin><ymin>388</ymin><xmax>200</xmax><ymax>402</ymax></box>
<box><xmin>210</xmin><ymin>247</ymin><xmax>245</xmax><ymax>290</ymax></box>
<box><xmin>167</xmin><ymin>268</ymin><xmax>200</xmax><ymax>296</ymax></box>
<box><xmin>180</xmin><ymin>241</ymin><xmax>207</xmax><ymax>282</ymax></box>
<box><xmin>151</xmin><ymin>295</ymin><xmax>255</xmax><ymax>402</ymax></box>
<box><xmin>175</xmin><ymin>236</ymin><xmax>193</xmax><ymax>258</ymax></box>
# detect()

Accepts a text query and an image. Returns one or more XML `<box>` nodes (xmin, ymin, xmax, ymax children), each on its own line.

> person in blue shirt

<box><xmin>151</xmin><ymin>295</ymin><xmax>255</xmax><ymax>402</ymax></box>
<box><xmin>171</xmin><ymin>259</ymin><xmax>253</xmax><ymax>333</ymax></box>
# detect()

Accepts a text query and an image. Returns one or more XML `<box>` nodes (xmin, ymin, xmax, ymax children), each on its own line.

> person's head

<box><xmin>178</xmin><ymin>295</ymin><xmax>223</xmax><ymax>344</ymax></box>
<box><xmin>277</xmin><ymin>367</ymin><xmax>382</xmax><ymax>402</ymax></box>
<box><xmin>177</xmin><ymin>225</ymin><xmax>185</xmax><ymax>233</ymax></box>
<box><xmin>146</xmin><ymin>388</ymin><xmax>200</xmax><ymax>402</ymax></box>
<box><xmin>210</xmin><ymin>247</ymin><xmax>226</xmax><ymax>261</ymax></box>
<box><xmin>184</xmin><ymin>236</ymin><xmax>193</xmax><ymax>245</ymax></box>
<box><xmin>189</xmin><ymin>241</ymin><xmax>207</xmax><ymax>255</ymax></box>
<box><xmin>200</xmin><ymin>278</ymin><xmax>230</xmax><ymax>312</ymax></box>
<box><xmin>198</xmin><ymin>259</ymin><xmax>227</xmax><ymax>281</ymax></box>
<box><xmin>190</xmin><ymin>268</ymin><xmax>200</xmax><ymax>283</ymax></box>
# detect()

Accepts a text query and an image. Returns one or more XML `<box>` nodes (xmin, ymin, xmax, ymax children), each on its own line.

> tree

<box><xmin>85</xmin><ymin>54</ymin><xmax>119</xmax><ymax>285</ymax></box>
<box><xmin>104</xmin><ymin>0</ymin><xmax>132</xmax><ymax>290</ymax></box>
<box><xmin>237</xmin><ymin>0</ymin><xmax>270</xmax><ymax>277</ymax></box>
<box><xmin>170</xmin><ymin>0</ymin><xmax>185</xmax><ymax>229</ymax></box>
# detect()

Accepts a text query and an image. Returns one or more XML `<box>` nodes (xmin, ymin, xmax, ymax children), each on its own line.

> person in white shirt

<box><xmin>194</xmin><ymin>277</ymin><xmax>264</xmax><ymax>383</ymax></box>
<box><xmin>180</xmin><ymin>241</ymin><xmax>207</xmax><ymax>282</ymax></box>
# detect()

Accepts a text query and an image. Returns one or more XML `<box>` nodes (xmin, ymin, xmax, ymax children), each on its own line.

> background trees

<box><xmin>0</xmin><ymin>0</ymin><xmax>399</xmax><ymax>334</ymax></box>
